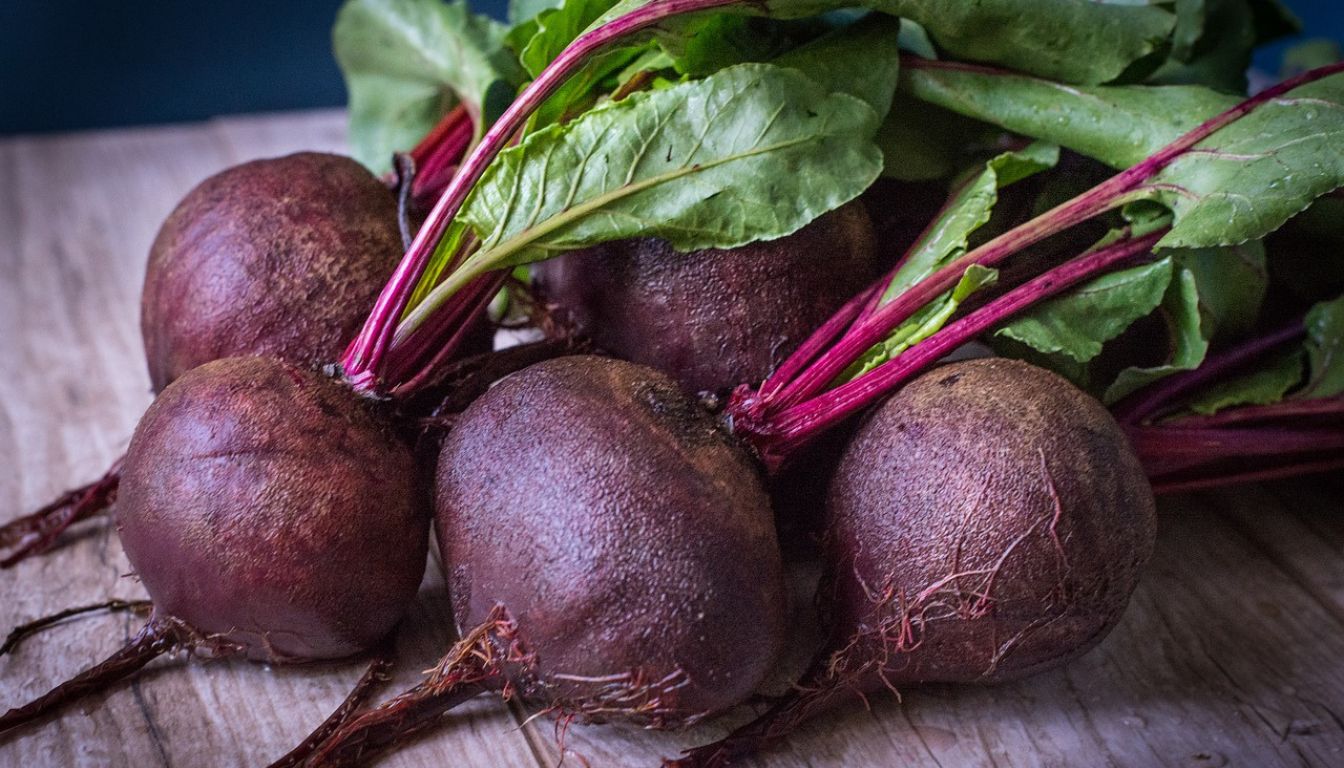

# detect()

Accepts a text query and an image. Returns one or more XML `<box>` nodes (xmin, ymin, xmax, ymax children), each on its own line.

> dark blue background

<box><xmin>0</xmin><ymin>0</ymin><xmax>1338</xmax><ymax>135</ymax></box>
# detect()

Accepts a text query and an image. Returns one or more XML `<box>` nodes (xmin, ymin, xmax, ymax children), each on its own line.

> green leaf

<box><xmin>1183</xmin><ymin>348</ymin><xmax>1304</xmax><ymax>414</ymax></box>
<box><xmin>333</xmin><ymin>0</ymin><xmax>525</xmax><ymax>174</ymax></box>
<box><xmin>1169</xmin><ymin>0</ymin><xmax>1208</xmax><ymax>63</ymax></box>
<box><xmin>1147</xmin><ymin>0</ymin><xmax>1257</xmax><ymax>93</ymax></box>
<box><xmin>517</xmin><ymin>0</ymin><xmax>622</xmax><ymax>77</ymax></box>
<box><xmin>1301</xmin><ymin>295</ymin><xmax>1344</xmax><ymax>398</ymax></box>
<box><xmin>1144</xmin><ymin>72</ymin><xmax>1344</xmax><ymax>249</ymax></box>
<box><xmin>771</xmin><ymin>15</ymin><xmax>903</xmax><ymax>118</ymax></box>
<box><xmin>901</xmin><ymin>63</ymin><xmax>1239</xmax><ymax>170</ymax></box>
<box><xmin>1173</xmin><ymin>240</ymin><xmax>1267</xmax><ymax>340</ymax></box>
<box><xmin>593</xmin><ymin>0</ymin><xmax>1175</xmax><ymax>85</ymax></box>
<box><xmin>1105</xmin><ymin>265</ymin><xmax>1211</xmax><ymax>402</ymax></box>
<box><xmin>996</xmin><ymin>258</ymin><xmax>1174</xmax><ymax>363</ymax></box>
<box><xmin>874</xmin><ymin>96</ymin><xmax>992</xmax><ymax>181</ymax></box>
<box><xmin>661</xmin><ymin>16</ymin><xmax>825</xmax><ymax>78</ymax></box>
<box><xmin>882</xmin><ymin>143</ymin><xmax>1059</xmax><ymax>303</ymax></box>
<box><xmin>884</xmin><ymin>0</ymin><xmax>1176</xmax><ymax>85</ymax></box>
<box><xmin>451</xmin><ymin>63</ymin><xmax>883</xmax><ymax>273</ymax></box>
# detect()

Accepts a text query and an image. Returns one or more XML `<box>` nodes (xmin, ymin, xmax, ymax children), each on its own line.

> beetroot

<box><xmin>823</xmin><ymin>358</ymin><xmax>1156</xmax><ymax>683</ymax></box>
<box><xmin>1</xmin><ymin>356</ymin><xmax>428</xmax><ymax>733</ymax></box>
<box><xmin>672</xmin><ymin>358</ymin><xmax>1156</xmax><ymax>766</ymax></box>
<box><xmin>119</xmin><ymin>356</ymin><xmax>427</xmax><ymax>661</ymax></box>
<box><xmin>534</xmin><ymin>202</ymin><xmax>876</xmax><ymax>395</ymax></box>
<box><xmin>302</xmin><ymin>356</ymin><xmax>788</xmax><ymax>764</ymax></box>
<box><xmin>141</xmin><ymin>152</ymin><xmax>405</xmax><ymax>392</ymax></box>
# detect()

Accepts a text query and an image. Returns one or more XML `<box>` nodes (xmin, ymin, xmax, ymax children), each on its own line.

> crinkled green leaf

<box><xmin>1105</xmin><ymin>266</ymin><xmax>1211</xmax><ymax>402</ymax></box>
<box><xmin>1183</xmin><ymin>348</ymin><xmax>1304</xmax><ymax>414</ymax></box>
<box><xmin>450</xmin><ymin>63</ymin><xmax>882</xmax><ymax>273</ymax></box>
<box><xmin>1301</xmin><ymin>295</ymin><xmax>1344</xmax><ymax>398</ymax></box>
<box><xmin>594</xmin><ymin>0</ymin><xmax>1175</xmax><ymax>85</ymax></box>
<box><xmin>771</xmin><ymin>15</ymin><xmax>903</xmax><ymax>118</ymax></box>
<box><xmin>997</xmin><ymin>258</ymin><xmax>1174</xmax><ymax>363</ymax></box>
<box><xmin>333</xmin><ymin>0</ymin><xmax>525</xmax><ymax>174</ymax></box>
<box><xmin>882</xmin><ymin>143</ymin><xmax>1059</xmax><ymax>303</ymax></box>
<box><xmin>901</xmin><ymin>64</ymin><xmax>1238</xmax><ymax>169</ymax></box>
<box><xmin>996</xmin><ymin>237</ymin><xmax>1264</xmax><ymax>395</ymax></box>
<box><xmin>1144</xmin><ymin>72</ymin><xmax>1344</xmax><ymax>249</ymax></box>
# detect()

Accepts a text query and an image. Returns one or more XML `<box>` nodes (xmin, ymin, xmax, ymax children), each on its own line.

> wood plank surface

<box><xmin>1</xmin><ymin>111</ymin><xmax>1342</xmax><ymax>767</ymax></box>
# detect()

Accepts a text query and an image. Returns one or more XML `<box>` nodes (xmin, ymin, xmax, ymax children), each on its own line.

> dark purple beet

<box><xmin>822</xmin><ymin>357</ymin><xmax>1156</xmax><ymax>685</ymax></box>
<box><xmin>2</xmin><ymin>356</ymin><xmax>429</xmax><ymax>735</ymax></box>
<box><xmin>534</xmin><ymin>203</ymin><xmax>877</xmax><ymax>395</ymax></box>
<box><xmin>436</xmin><ymin>355</ymin><xmax>786</xmax><ymax>722</ymax></box>
<box><xmin>140</xmin><ymin>152</ymin><xmax>405</xmax><ymax>392</ymax></box>
<box><xmin>118</xmin><ymin>356</ymin><xmax>428</xmax><ymax>661</ymax></box>
<box><xmin>671</xmin><ymin>358</ymin><xmax>1156</xmax><ymax>767</ymax></box>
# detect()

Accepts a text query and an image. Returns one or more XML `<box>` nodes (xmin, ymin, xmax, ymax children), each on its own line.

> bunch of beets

<box><xmin>4</xmin><ymin>1</ymin><xmax>1343</xmax><ymax>766</ymax></box>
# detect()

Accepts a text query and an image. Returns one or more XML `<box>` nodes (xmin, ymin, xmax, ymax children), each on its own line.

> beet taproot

<box><xmin>118</xmin><ymin>356</ymin><xmax>428</xmax><ymax>661</ymax></box>
<box><xmin>534</xmin><ymin>202</ymin><xmax>877</xmax><ymax>395</ymax></box>
<box><xmin>140</xmin><ymin>152</ymin><xmax>405</xmax><ymax>392</ymax></box>
<box><xmin>671</xmin><ymin>358</ymin><xmax>1156</xmax><ymax>767</ymax></box>
<box><xmin>823</xmin><ymin>357</ymin><xmax>1156</xmax><ymax>684</ymax></box>
<box><xmin>2</xmin><ymin>356</ymin><xmax>428</xmax><ymax>734</ymax></box>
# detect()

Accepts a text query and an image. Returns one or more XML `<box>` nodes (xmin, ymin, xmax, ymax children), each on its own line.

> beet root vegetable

<box><xmin>141</xmin><ymin>152</ymin><xmax>406</xmax><ymax>391</ymax></box>
<box><xmin>534</xmin><ymin>202</ymin><xmax>877</xmax><ymax>395</ymax></box>
<box><xmin>2</xmin><ymin>152</ymin><xmax>415</xmax><ymax>569</ymax></box>
<box><xmin>673</xmin><ymin>358</ymin><xmax>1157</xmax><ymax>767</ymax></box>
<box><xmin>301</xmin><ymin>355</ymin><xmax>789</xmax><ymax>766</ymax></box>
<box><xmin>0</xmin><ymin>356</ymin><xmax>428</xmax><ymax>734</ymax></box>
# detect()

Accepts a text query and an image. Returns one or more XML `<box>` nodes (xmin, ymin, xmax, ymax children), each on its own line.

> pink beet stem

<box><xmin>1150</xmin><ymin>454</ymin><xmax>1344</xmax><ymax>495</ymax></box>
<box><xmin>747</xmin><ymin>230</ymin><xmax>1165</xmax><ymax>469</ymax></box>
<box><xmin>1169</xmin><ymin>396</ymin><xmax>1344</xmax><ymax>429</ymax></box>
<box><xmin>411</xmin><ymin>110</ymin><xmax>476</xmax><ymax>201</ymax></box>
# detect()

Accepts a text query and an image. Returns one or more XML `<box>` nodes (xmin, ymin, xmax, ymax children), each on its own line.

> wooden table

<box><xmin>2</xmin><ymin>111</ymin><xmax>1342</xmax><ymax>767</ymax></box>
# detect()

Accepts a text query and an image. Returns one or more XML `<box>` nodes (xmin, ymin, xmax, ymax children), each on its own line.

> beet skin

<box><xmin>824</xmin><ymin>358</ymin><xmax>1157</xmax><ymax>685</ymax></box>
<box><xmin>534</xmin><ymin>203</ymin><xmax>877</xmax><ymax>395</ymax></box>
<box><xmin>118</xmin><ymin>356</ymin><xmax>428</xmax><ymax>662</ymax></box>
<box><xmin>434</xmin><ymin>355</ymin><xmax>787</xmax><ymax>725</ymax></box>
<box><xmin>141</xmin><ymin>152</ymin><xmax>404</xmax><ymax>392</ymax></box>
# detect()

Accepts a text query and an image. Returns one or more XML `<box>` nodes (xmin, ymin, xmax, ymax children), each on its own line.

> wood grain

<box><xmin>2</xmin><ymin>112</ymin><xmax>1342</xmax><ymax>767</ymax></box>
